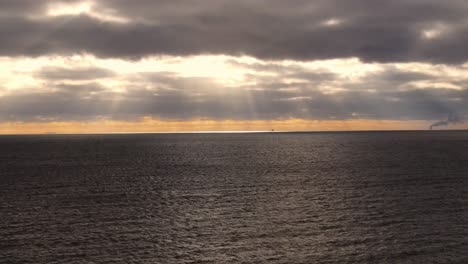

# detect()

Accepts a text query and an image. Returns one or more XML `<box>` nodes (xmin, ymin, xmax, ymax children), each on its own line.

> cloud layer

<box><xmin>2</xmin><ymin>0</ymin><xmax>468</xmax><ymax>63</ymax></box>
<box><xmin>1</xmin><ymin>56</ymin><xmax>467</xmax><ymax>122</ymax></box>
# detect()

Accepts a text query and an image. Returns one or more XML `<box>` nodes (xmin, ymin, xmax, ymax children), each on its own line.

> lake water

<box><xmin>1</xmin><ymin>131</ymin><xmax>468</xmax><ymax>263</ymax></box>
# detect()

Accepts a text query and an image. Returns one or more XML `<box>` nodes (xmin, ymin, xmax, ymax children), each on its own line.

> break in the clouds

<box><xmin>1</xmin><ymin>55</ymin><xmax>468</xmax><ymax>123</ymax></box>
<box><xmin>1</xmin><ymin>1</ymin><xmax>468</xmax><ymax>128</ymax></box>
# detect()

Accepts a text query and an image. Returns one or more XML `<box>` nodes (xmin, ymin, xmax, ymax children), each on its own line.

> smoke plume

<box><xmin>430</xmin><ymin>114</ymin><xmax>463</xmax><ymax>130</ymax></box>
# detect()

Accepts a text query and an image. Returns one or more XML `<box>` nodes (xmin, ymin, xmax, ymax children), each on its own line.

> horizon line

<box><xmin>1</xmin><ymin>128</ymin><xmax>467</xmax><ymax>136</ymax></box>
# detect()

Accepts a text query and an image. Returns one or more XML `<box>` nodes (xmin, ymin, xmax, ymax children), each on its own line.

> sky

<box><xmin>1</xmin><ymin>0</ymin><xmax>468</xmax><ymax>133</ymax></box>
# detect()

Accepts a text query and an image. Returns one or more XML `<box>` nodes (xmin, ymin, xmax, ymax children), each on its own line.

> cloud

<box><xmin>0</xmin><ymin>0</ymin><xmax>84</xmax><ymax>17</ymax></box>
<box><xmin>1</xmin><ymin>64</ymin><xmax>467</xmax><ymax>122</ymax></box>
<box><xmin>1</xmin><ymin>0</ymin><xmax>468</xmax><ymax>63</ymax></box>
<box><xmin>35</xmin><ymin>66</ymin><xmax>115</xmax><ymax>80</ymax></box>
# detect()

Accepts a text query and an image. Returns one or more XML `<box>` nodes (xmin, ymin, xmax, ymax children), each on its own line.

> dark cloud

<box><xmin>0</xmin><ymin>0</ymin><xmax>47</xmax><ymax>16</ymax></box>
<box><xmin>1</xmin><ymin>0</ymin><xmax>468</xmax><ymax>63</ymax></box>
<box><xmin>369</xmin><ymin>67</ymin><xmax>434</xmax><ymax>84</ymax></box>
<box><xmin>343</xmin><ymin>67</ymin><xmax>438</xmax><ymax>92</ymax></box>
<box><xmin>36</xmin><ymin>66</ymin><xmax>115</xmax><ymax>80</ymax></box>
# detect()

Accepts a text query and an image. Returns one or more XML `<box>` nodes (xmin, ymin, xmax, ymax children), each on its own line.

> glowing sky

<box><xmin>1</xmin><ymin>0</ymin><xmax>468</xmax><ymax>133</ymax></box>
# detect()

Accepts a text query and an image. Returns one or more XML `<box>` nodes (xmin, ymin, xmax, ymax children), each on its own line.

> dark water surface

<box><xmin>1</xmin><ymin>131</ymin><xmax>468</xmax><ymax>263</ymax></box>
